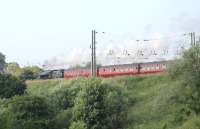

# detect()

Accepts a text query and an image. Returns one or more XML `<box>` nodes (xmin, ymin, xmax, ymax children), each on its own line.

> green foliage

<box><xmin>20</xmin><ymin>68</ymin><xmax>35</xmax><ymax>80</ymax></box>
<box><xmin>51</xmin><ymin>82</ymin><xmax>81</xmax><ymax>110</ymax></box>
<box><xmin>69</xmin><ymin>121</ymin><xmax>87</xmax><ymax>129</ymax></box>
<box><xmin>177</xmin><ymin>116</ymin><xmax>200</xmax><ymax>129</ymax></box>
<box><xmin>173</xmin><ymin>107</ymin><xmax>191</xmax><ymax>125</ymax></box>
<box><xmin>20</xmin><ymin>66</ymin><xmax>43</xmax><ymax>80</ymax></box>
<box><xmin>50</xmin><ymin>109</ymin><xmax>73</xmax><ymax>129</ymax></box>
<box><xmin>1</xmin><ymin>95</ymin><xmax>53</xmax><ymax>129</ymax></box>
<box><xmin>0</xmin><ymin>74</ymin><xmax>26</xmax><ymax>98</ymax></box>
<box><xmin>73</xmin><ymin>78</ymin><xmax>128</xmax><ymax>129</ymax></box>
<box><xmin>5</xmin><ymin>62</ymin><xmax>22</xmax><ymax>76</ymax></box>
<box><xmin>26</xmin><ymin>73</ymin><xmax>200</xmax><ymax>129</ymax></box>
<box><xmin>168</xmin><ymin>45</ymin><xmax>200</xmax><ymax>114</ymax></box>
<box><xmin>0</xmin><ymin>52</ymin><xmax>5</xmax><ymax>73</ymax></box>
<box><xmin>6</xmin><ymin>62</ymin><xmax>43</xmax><ymax>80</ymax></box>
<box><xmin>0</xmin><ymin>99</ymin><xmax>7</xmax><ymax>129</ymax></box>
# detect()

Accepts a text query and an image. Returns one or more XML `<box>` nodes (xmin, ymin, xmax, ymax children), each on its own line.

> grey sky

<box><xmin>0</xmin><ymin>0</ymin><xmax>200</xmax><ymax>67</ymax></box>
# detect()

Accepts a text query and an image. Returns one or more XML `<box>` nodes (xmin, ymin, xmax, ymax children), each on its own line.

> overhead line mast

<box><xmin>190</xmin><ymin>32</ymin><xmax>196</xmax><ymax>46</ymax></box>
<box><xmin>91</xmin><ymin>30</ymin><xmax>105</xmax><ymax>76</ymax></box>
<box><xmin>91</xmin><ymin>30</ymin><xmax>94</xmax><ymax>76</ymax></box>
<box><xmin>91</xmin><ymin>30</ymin><xmax>97</xmax><ymax>77</ymax></box>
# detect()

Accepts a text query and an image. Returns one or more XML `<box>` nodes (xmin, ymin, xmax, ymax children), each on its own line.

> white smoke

<box><xmin>43</xmin><ymin>15</ymin><xmax>200</xmax><ymax>70</ymax></box>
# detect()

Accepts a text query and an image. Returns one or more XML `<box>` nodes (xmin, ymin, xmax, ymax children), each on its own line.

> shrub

<box><xmin>73</xmin><ymin>78</ymin><xmax>128</xmax><ymax>129</ymax></box>
<box><xmin>50</xmin><ymin>109</ymin><xmax>73</xmax><ymax>129</ymax></box>
<box><xmin>69</xmin><ymin>121</ymin><xmax>87</xmax><ymax>129</ymax></box>
<box><xmin>0</xmin><ymin>74</ymin><xmax>26</xmax><ymax>98</ymax></box>
<box><xmin>1</xmin><ymin>95</ymin><xmax>53</xmax><ymax>129</ymax></box>
<box><xmin>168</xmin><ymin>45</ymin><xmax>200</xmax><ymax>114</ymax></box>
<box><xmin>51</xmin><ymin>83</ymin><xmax>80</xmax><ymax>111</ymax></box>
<box><xmin>0</xmin><ymin>52</ymin><xmax>5</xmax><ymax>73</ymax></box>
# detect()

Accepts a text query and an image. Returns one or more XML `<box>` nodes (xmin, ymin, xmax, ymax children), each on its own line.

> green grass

<box><xmin>26</xmin><ymin>79</ymin><xmax>71</xmax><ymax>96</ymax></box>
<box><xmin>26</xmin><ymin>75</ymin><xmax>200</xmax><ymax>129</ymax></box>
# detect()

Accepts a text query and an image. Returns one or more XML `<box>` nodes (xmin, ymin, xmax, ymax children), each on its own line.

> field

<box><xmin>26</xmin><ymin>74</ymin><xmax>200</xmax><ymax>129</ymax></box>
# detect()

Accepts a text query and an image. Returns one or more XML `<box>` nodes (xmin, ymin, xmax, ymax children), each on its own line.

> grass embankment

<box><xmin>27</xmin><ymin>75</ymin><xmax>200</xmax><ymax>129</ymax></box>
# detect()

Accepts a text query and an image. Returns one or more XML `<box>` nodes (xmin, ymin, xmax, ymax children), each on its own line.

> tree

<box><xmin>73</xmin><ymin>78</ymin><xmax>128</xmax><ymax>129</ymax></box>
<box><xmin>0</xmin><ymin>52</ymin><xmax>5</xmax><ymax>73</ymax></box>
<box><xmin>20</xmin><ymin>69</ymin><xmax>35</xmax><ymax>80</ymax></box>
<box><xmin>5</xmin><ymin>62</ymin><xmax>22</xmax><ymax>76</ymax></box>
<box><xmin>0</xmin><ymin>74</ymin><xmax>26</xmax><ymax>98</ymax></box>
<box><xmin>6</xmin><ymin>63</ymin><xmax>43</xmax><ymax>79</ymax></box>
<box><xmin>168</xmin><ymin>45</ymin><xmax>200</xmax><ymax>113</ymax></box>
<box><xmin>20</xmin><ymin>66</ymin><xmax>43</xmax><ymax>80</ymax></box>
<box><xmin>50</xmin><ymin>109</ymin><xmax>73</xmax><ymax>129</ymax></box>
<box><xmin>1</xmin><ymin>96</ymin><xmax>53</xmax><ymax>129</ymax></box>
<box><xmin>69</xmin><ymin>121</ymin><xmax>87</xmax><ymax>129</ymax></box>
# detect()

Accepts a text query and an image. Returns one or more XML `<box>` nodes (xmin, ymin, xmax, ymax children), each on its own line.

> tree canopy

<box><xmin>168</xmin><ymin>45</ymin><xmax>200</xmax><ymax>114</ymax></box>
<box><xmin>0</xmin><ymin>52</ymin><xmax>5</xmax><ymax>73</ymax></box>
<box><xmin>73</xmin><ymin>78</ymin><xmax>128</xmax><ymax>129</ymax></box>
<box><xmin>0</xmin><ymin>74</ymin><xmax>26</xmax><ymax>98</ymax></box>
<box><xmin>6</xmin><ymin>62</ymin><xmax>22</xmax><ymax>76</ymax></box>
<box><xmin>1</xmin><ymin>96</ymin><xmax>53</xmax><ymax>129</ymax></box>
<box><xmin>6</xmin><ymin>63</ymin><xmax>43</xmax><ymax>80</ymax></box>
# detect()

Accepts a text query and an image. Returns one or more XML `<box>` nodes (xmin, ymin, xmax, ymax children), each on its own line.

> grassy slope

<box><xmin>26</xmin><ymin>75</ymin><xmax>200</xmax><ymax>129</ymax></box>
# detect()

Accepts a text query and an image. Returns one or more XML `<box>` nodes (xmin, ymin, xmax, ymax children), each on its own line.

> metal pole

<box><xmin>190</xmin><ymin>32</ymin><xmax>193</xmax><ymax>46</ymax></box>
<box><xmin>94</xmin><ymin>30</ymin><xmax>96</xmax><ymax>76</ymax></box>
<box><xmin>91</xmin><ymin>30</ymin><xmax>94</xmax><ymax>76</ymax></box>
<box><xmin>193</xmin><ymin>32</ymin><xmax>196</xmax><ymax>46</ymax></box>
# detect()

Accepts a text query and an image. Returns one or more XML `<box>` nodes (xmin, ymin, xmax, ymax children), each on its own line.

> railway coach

<box><xmin>63</xmin><ymin>61</ymin><xmax>168</xmax><ymax>79</ymax></box>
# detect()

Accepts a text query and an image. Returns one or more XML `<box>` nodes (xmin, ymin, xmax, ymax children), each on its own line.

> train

<box><xmin>39</xmin><ymin>61</ymin><xmax>169</xmax><ymax>79</ymax></box>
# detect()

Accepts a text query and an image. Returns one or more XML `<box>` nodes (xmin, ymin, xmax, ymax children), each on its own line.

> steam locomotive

<box><xmin>39</xmin><ymin>61</ymin><xmax>168</xmax><ymax>79</ymax></box>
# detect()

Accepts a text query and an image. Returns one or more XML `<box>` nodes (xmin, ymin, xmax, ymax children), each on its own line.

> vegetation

<box><xmin>73</xmin><ymin>78</ymin><xmax>128</xmax><ymax>129</ymax></box>
<box><xmin>0</xmin><ymin>52</ymin><xmax>5</xmax><ymax>73</ymax></box>
<box><xmin>168</xmin><ymin>45</ymin><xmax>200</xmax><ymax>114</ymax></box>
<box><xmin>5</xmin><ymin>62</ymin><xmax>22</xmax><ymax>77</ymax></box>
<box><xmin>0</xmin><ymin>96</ymin><xmax>53</xmax><ymax>129</ymax></box>
<box><xmin>0</xmin><ymin>74</ymin><xmax>26</xmax><ymax>98</ymax></box>
<box><xmin>20</xmin><ymin>66</ymin><xmax>43</xmax><ymax>80</ymax></box>
<box><xmin>69</xmin><ymin>121</ymin><xmax>87</xmax><ymax>129</ymax></box>
<box><xmin>6</xmin><ymin>62</ymin><xmax>43</xmax><ymax>80</ymax></box>
<box><xmin>1</xmin><ymin>46</ymin><xmax>200</xmax><ymax>129</ymax></box>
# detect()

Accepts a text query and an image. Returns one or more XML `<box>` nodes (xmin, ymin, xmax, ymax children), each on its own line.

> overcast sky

<box><xmin>0</xmin><ymin>0</ymin><xmax>200</xmax><ymax>68</ymax></box>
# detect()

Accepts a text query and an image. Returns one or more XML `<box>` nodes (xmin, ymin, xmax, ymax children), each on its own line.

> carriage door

<box><xmin>138</xmin><ymin>64</ymin><xmax>141</xmax><ymax>74</ymax></box>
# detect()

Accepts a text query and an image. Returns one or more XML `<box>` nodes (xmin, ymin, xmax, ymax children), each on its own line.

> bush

<box><xmin>73</xmin><ymin>78</ymin><xmax>128</xmax><ymax>129</ymax></box>
<box><xmin>168</xmin><ymin>45</ymin><xmax>200</xmax><ymax>114</ymax></box>
<box><xmin>20</xmin><ymin>69</ymin><xmax>35</xmax><ymax>80</ymax></box>
<box><xmin>0</xmin><ymin>52</ymin><xmax>5</xmax><ymax>73</ymax></box>
<box><xmin>49</xmin><ymin>78</ymin><xmax>91</xmax><ymax>112</ymax></box>
<box><xmin>1</xmin><ymin>95</ymin><xmax>53</xmax><ymax>129</ymax></box>
<box><xmin>69</xmin><ymin>121</ymin><xmax>87</xmax><ymax>129</ymax></box>
<box><xmin>51</xmin><ymin>83</ymin><xmax>81</xmax><ymax>111</ymax></box>
<box><xmin>0</xmin><ymin>74</ymin><xmax>26</xmax><ymax>98</ymax></box>
<box><xmin>50</xmin><ymin>109</ymin><xmax>73</xmax><ymax>129</ymax></box>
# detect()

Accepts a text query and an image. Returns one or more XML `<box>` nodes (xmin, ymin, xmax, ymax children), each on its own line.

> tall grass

<box><xmin>26</xmin><ymin>74</ymin><xmax>200</xmax><ymax>129</ymax></box>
